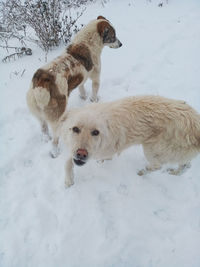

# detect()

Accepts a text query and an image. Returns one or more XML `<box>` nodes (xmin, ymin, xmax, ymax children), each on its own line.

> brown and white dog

<box><xmin>59</xmin><ymin>95</ymin><xmax>200</xmax><ymax>187</ymax></box>
<box><xmin>26</xmin><ymin>16</ymin><xmax>122</xmax><ymax>157</ymax></box>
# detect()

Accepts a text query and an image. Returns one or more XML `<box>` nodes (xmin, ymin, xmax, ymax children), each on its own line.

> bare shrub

<box><xmin>2</xmin><ymin>47</ymin><xmax>32</xmax><ymax>62</ymax></box>
<box><xmin>0</xmin><ymin>0</ymin><xmax>109</xmax><ymax>55</ymax></box>
<box><xmin>0</xmin><ymin>0</ymin><xmax>89</xmax><ymax>52</ymax></box>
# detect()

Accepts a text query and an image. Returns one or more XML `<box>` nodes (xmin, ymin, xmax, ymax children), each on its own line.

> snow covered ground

<box><xmin>1</xmin><ymin>0</ymin><xmax>200</xmax><ymax>266</ymax></box>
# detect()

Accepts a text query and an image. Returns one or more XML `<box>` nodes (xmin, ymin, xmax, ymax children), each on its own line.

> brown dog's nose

<box><xmin>76</xmin><ymin>149</ymin><xmax>88</xmax><ymax>161</ymax></box>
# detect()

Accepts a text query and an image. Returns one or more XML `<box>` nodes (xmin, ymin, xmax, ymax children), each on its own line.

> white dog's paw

<box><xmin>167</xmin><ymin>168</ymin><xmax>179</xmax><ymax>175</ymax></box>
<box><xmin>167</xmin><ymin>163</ymin><xmax>191</xmax><ymax>176</ymax></box>
<box><xmin>138</xmin><ymin>164</ymin><xmax>161</xmax><ymax>176</ymax></box>
<box><xmin>65</xmin><ymin>179</ymin><xmax>74</xmax><ymax>188</ymax></box>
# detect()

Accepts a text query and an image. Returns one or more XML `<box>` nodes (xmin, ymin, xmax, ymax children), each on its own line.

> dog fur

<box><xmin>59</xmin><ymin>95</ymin><xmax>200</xmax><ymax>187</ymax></box>
<box><xmin>26</xmin><ymin>16</ymin><xmax>122</xmax><ymax>157</ymax></box>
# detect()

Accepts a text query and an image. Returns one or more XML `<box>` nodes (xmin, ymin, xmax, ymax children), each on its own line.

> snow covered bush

<box><xmin>21</xmin><ymin>0</ymin><xmax>86</xmax><ymax>51</ymax></box>
<box><xmin>0</xmin><ymin>0</ymin><xmax>94</xmax><ymax>52</ymax></box>
<box><xmin>0</xmin><ymin>0</ymin><xmax>27</xmax><ymax>49</ymax></box>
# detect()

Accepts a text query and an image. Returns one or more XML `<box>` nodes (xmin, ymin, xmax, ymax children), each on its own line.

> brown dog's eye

<box><xmin>91</xmin><ymin>129</ymin><xmax>99</xmax><ymax>136</ymax></box>
<box><xmin>72</xmin><ymin>126</ymin><xmax>80</xmax><ymax>133</ymax></box>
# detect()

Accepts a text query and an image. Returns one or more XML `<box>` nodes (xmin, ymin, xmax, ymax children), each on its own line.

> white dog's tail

<box><xmin>33</xmin><ymin>86</ymin><xmax>50</xmax><ymax>109</ymax></box>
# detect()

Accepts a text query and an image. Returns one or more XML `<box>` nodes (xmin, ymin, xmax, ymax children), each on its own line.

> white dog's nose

<box><xmin>76</xmin><ymin>148</ymin><xmax>88</xmax><ymax>161</ymax></box>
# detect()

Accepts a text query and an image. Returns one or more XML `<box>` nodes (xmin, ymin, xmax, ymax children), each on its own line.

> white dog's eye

<box><xmin>91</xmin><ymin>129</ymin><xmax>99</xmax><ymax>136</ymax></box>
<box><xmin>72</xmin><ymin>126</ymin><xmax>80</xmax><ymax>133</ymax></box>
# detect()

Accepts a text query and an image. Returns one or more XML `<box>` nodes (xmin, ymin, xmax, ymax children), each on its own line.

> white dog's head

<box><xmin>97</xmin><ymin>16</ymin><xmax>122</xmax><ymax>49</ymax></box>
<box><xmin>60</xmin><ymin>107</ymin><xmax>110</xmax><ymax>166</ymax></box>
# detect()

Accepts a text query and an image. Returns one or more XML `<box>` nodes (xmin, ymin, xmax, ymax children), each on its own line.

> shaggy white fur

<box><xmin>59</xmin><ymin>95</ymin><xmax>200</xmax><ymax>187</ymax></box>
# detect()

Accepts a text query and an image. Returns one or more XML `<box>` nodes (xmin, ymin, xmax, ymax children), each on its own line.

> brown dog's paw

<box><xmin>90</xmin><ymin>96</ymin><xmax>99</xmax><ymax>102</ymax></box>
<box><xmin>50</xmin><ymin>147</ymin><xmax>60</xmax><ymax>158</ymax></box>
<box><xmin>41</xmin><ymin>133</ymin><xmax>52</xmax><ymax>143</ymax></box>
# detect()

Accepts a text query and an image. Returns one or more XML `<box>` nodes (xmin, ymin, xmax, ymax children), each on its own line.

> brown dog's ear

<box><xmin>97</xmin><ymin>20</ymin><xmax>115</xmax><ymax>43</ymax></box>
<box><xmin>97</xmin><ymin>21</ymin><xmax>110</xmax><ymax>38</ymax></box>
<box><xmin>97</xmin><ymin>15</ymin><xmax>107</xmax><ymax>20</ymax></box>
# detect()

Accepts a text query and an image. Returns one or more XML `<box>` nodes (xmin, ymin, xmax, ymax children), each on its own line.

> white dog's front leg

<box><xmin>65</xmin><ymin>157</ymin><xmax>74</xmax><ymax>188</ymax></box>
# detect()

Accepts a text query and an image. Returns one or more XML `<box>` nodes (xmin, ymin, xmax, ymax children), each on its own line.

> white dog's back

<box><xmin>60</xmin><ymin>95</ymin><xmax>200</xmax><ymax>186</ymax></box>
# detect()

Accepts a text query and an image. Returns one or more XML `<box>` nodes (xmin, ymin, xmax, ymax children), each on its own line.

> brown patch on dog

<box><xmin>69</xmin><ymin>58</ymin><xmax>75</xmax><ymax>69</ymax></box>
<box><xmin>97</xmin><ymin>21</ymin><xmax>116</xmax><ymax>43</ymax></box>
<box><xmin>97</xmin><ymin>15</ymin><xmax>107</xmax><ymax>20</ymax></box>
<box><xmin>32</xmin><ymin>69</ymin><xmax>66</xmax><ymax>120</ymax></box>
<box><xmin>32</xmin><ymin>69</ymin><xmax>54</xmax><ymax>91</ymax></box>
<box><xmin>67</xmin><ymin>44</ymin><xmax>93</xmax><ymax>72</ymax></box>
<box><xmin>68</xmin><ymin>73</ymin><xmax>83</xmax><ymax>96</ymax></box>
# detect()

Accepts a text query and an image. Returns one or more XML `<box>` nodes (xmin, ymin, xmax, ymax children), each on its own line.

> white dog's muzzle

<box><xmin>73</xmin><ymin>148</ymin><xmax>88</xmax><ymax>166</ymax></box>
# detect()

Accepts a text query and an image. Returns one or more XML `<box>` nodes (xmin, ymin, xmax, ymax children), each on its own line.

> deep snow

<box><xmin>1</xmin><ymin>0</ymin><xmax>200</xmax><ymax>266</ymax></box>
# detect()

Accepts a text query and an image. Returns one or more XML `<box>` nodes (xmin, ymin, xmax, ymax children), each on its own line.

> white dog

<box><xmin>59</xmin><ymin>95</ymin><xmax>200</xmax><ymax>187</ymax></box>
<box><xmin>26</xmin><ymin>16</ymin><xmax>122</xmax><ymax>157</ymax></box>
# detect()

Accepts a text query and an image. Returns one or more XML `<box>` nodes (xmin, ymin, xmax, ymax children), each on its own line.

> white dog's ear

<box><xmin>105</xmin><ymin>119</ymin><xmax>124</xmax><ymax>151</ymax></box>
<box><xmin>105</xmin><ymin>119</ymin><xmax>111</xmax><ymax>131</ymax></box>
<box><xmin>102</xmin><ymin>119</ymin><xmax>112</xmax><ymax>140</ymax></box>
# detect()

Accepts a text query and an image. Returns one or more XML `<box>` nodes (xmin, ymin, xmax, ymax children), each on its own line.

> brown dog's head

<box><xmin>97</xmin><ymin>16</ymin><xmax>122</xmax><ymax>49</ymax></box>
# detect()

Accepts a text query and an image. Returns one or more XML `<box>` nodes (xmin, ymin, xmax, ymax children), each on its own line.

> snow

<box><xmin>1</xmin><ymin>0</ymin><xmax>200</xmax><ymax>266</ymax></box>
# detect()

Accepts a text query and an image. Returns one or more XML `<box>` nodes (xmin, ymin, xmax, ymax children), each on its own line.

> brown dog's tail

<box><xmin>32</xmin><ymin>68</ymin><xmax>55</xmax><ymax>109</ymax></box>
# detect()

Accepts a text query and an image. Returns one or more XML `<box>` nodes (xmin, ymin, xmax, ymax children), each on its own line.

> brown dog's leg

<box><xmin>50</xmin><ymin>137</ymin><xmax>60</xmax><ymax>158</ymax></box>
<box><xmin>90</xmin><ymin>70</ymin><xmax>100</xmax><ymax>102</ymax></box>
<box><xmin>79</xmin><ymin>84</ymin><xmax>87</xmax><ymax>100</ymax></box>
<box><xmin>40</xmin><ymin>120</ymin><xmax>51</xmax><ymax>142</ymax></box>
<box><xmin>50</xmin><ymin>123</ymin><xmax>60</xmax><ymax>158</ymax></box>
